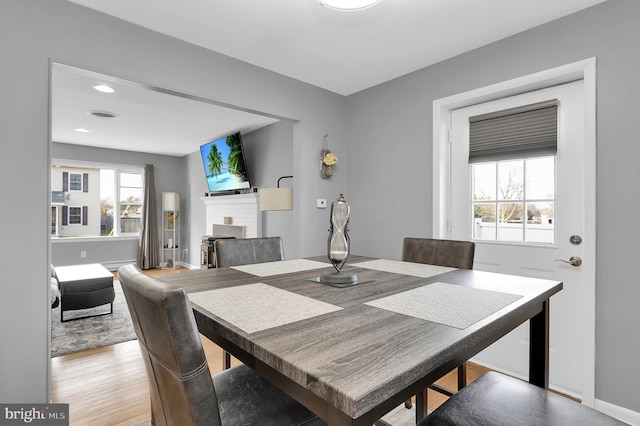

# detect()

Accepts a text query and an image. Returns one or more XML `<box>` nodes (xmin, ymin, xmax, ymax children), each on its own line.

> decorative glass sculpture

<box><xmin>320</xmin><ymin>194</ymin><xmax>358</xmax><ymax>284</ymax></box>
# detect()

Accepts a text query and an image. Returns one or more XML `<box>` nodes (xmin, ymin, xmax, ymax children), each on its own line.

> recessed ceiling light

<box><xmin>88</xmin><ymin>110</ymin><xmax>119</xmax><ymax>119</ymax></box>
<box><xmin>318</xmin><ymin>0</ymin><xmax>381</xmax><ymax>11</ymax></box>
<box><xmin>75</xmin><ymin>128</ymin><xmax>90</xmax><ymax>133</ymax></box>
<box><xmin>93</xmin><ymin>84</ymin><xmax>115</xmax><ymax>93</ymax></box>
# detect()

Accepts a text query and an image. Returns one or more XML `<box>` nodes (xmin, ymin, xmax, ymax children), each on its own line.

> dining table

<box><xmin>158</xmin><ymin>255</ymin><xmax>562</xmax><ymax>426</ymax></box>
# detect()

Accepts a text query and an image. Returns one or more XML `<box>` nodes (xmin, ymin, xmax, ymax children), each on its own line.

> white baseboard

<box><xmin>180</xmin><ymin>262</ymin><xmax>200</xmax><ymax>270</ymax></box>
<box><xmin>595</xmin><ymin>399</ymin><xmax>640</xmax><ymax>425</ymax></box>
<box><xmin>102</xmin><ymin>260</ymin><xmax>136</xmax><ymax>271</ymax></box>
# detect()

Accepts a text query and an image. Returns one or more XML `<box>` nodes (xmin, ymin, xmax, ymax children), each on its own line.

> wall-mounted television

<box><xmin>200</xmin><ymin>132</ymin><xmax>251</xmax><ymax>193</ymax></box>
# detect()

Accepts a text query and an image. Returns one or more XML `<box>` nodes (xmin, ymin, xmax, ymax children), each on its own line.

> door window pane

<box><xmin>472</xmin><ymin>156</ymin><xmax>555</xmax><ymax>244</ymax></box>
<box><xmin>526</xmin><ymin>157</ymin><xmax>555</xmax><ymax>199</ymax></box>
<box><xmin>498</xmin><ymin>202</ymin><xmax>523</xmax><ymax>242</ymax></box>
<box><xmin>526</xmin><ymin>202</ymin><xmax>554</xmax><ymax>243</ymax></box>
<box><xmin>473</xmin><ymin>163</ymin><xmax>496</xmax><ymax>200</ymax></box>
<box><xmin>497</xmin><ymin>160</ymin><xmax>523</xmax><ymax>200</ymax></box>
<box><xmin>473</xmin><ymin>203</ymin><xmax>496</xmax><ymax>240</ymax></box>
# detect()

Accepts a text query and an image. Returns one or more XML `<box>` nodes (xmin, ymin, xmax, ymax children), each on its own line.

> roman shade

<box><xmin>468</xmin><ymin>99</ymin><xmax>558</xmax><ymax>163</ymax></box>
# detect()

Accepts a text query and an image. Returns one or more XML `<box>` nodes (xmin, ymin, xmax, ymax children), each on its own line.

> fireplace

<box><xmin>202</xmin><ymin>192</ymin><xmax>261</xmax><ymax>239</ymax></box>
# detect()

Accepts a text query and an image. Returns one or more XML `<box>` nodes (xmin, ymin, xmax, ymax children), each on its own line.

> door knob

<box><xmin>555</xmin><ymin>256</ymin><xmax>582</xmax><ymax>267</ymax></box>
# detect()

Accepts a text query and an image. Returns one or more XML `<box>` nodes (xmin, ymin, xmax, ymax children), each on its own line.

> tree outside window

<box><xmin>472</xmin><ymin>156</ymin><xmax>554</xmax><ymax>243</ymax></box>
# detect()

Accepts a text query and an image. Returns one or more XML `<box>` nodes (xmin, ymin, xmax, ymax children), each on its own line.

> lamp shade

<box><xmin>162</xmin><ymin>192</ymin><xmax>180</xmax><ymax>212</ymax></box>
<box><xmin>259</xmin><ymin>188</ymin><xmax>293</xmax><ymax>211</ymax></box>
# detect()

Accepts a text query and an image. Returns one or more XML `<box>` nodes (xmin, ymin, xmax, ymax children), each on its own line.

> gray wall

<box><xmin>243</xmin><ymin>121</ymin><xmax>296</xmax><ymax>257</ymax></box>
<box><xmin>346</xmin><ymin>0</ymin><xmax>639</xmax><ymax>414</ymax></box>
<box><xmin>1</xmin><ymin>0</ymin><xmax>345</xmax><ymax>403</ymax></box>
<box><xmin>183</xmin><ymin>121</ymin><xmax>297</xmax><ymax>266</ymax></box>
<box><xmin>4</xmin><ymin>0</ymin><xmax>638</xmax><ymax>418</ymax></box>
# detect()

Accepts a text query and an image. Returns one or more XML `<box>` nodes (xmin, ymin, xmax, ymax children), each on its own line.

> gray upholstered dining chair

<box><xmin>118</xmin><ymin>264</ymin><xmax>324</xmax><ymax>426</ymax></box>
<box><xmin>401</xmin><ymin>237</ymin><xmax>476</xmax><ymax>409</ymax></box>
<box><xmin>214</xmin><ymin>236</ymin><xmax>286</xmax><ymax>369</ymax></box>
<box><xmin>418</xmin><ymin>371</ymin><xmax>626</xmax><ymax>425</ymax></box>
<box><xmin>402</xmin><ymin>237</ymin><xmax>475</xmax><ymax>270</ymax></box>
<box><xmin>214</xmin><ymin>236</ymin><xmax>285</xmax><ymax>268</ymax></box>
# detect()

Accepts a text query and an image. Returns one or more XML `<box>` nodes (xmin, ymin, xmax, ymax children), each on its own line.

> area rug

<box><xmin>51</xmin><ymin>280</ymin><xmax>137</xmax><ymax>357</ymax></box>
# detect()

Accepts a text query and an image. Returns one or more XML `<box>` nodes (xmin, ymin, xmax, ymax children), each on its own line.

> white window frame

<box><xmin>51</xmin><ymin>159</ymin><xmax>144</xmax><ymax>240</ymax></box>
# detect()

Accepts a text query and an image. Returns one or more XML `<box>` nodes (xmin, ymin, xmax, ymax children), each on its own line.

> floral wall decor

<box><xmin>321</xmin><ymin>134</ymin><xmax>338</xmax><ymax>179</ymax></box>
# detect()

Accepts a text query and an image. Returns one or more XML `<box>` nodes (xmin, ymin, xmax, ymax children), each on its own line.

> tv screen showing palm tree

<box><xmin>200</xmin><ymin>132</ymin><xmax>251</xmax><ymax>193</ymax></box>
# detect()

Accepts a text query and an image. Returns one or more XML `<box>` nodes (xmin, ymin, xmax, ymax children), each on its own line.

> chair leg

<box><xmin>458</xmin><ymin>363</ymin><xmax>467</xmax><ymax>390</ymax></box>
<box><xmin>416</xmin><ymin>389</ymin><xmax>428</xmax><ymax>423</ymax></box>
<box><xmin>222</xmin><ymin>350</ymin><xmax>231</xmax><ymax>370</ymax></box>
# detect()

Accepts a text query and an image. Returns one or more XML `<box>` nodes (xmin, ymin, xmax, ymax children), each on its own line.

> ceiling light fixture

<box><xmin>88</xmin><ymin>110</ymin><xmax>119</xmax><ymax>119</ymax></box>
<box><xmin>318</xmin><ymin>0</ymin><xmax>381</xmax><ymax>11</ymax></box>
<box><xmin>75</xmin><ymin>128</ymin><xmax>90</xmax><ymax>133</ymax></box>
<box><xmin>93</xmin><ymin>84</ymin><xmax>115</xmax><ymax>93</ymax></box>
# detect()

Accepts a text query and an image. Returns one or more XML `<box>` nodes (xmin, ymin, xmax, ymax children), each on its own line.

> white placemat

<box><xmin>351</xmin><ymin>259</ymin><xmax>456</xmax><ymax>278</ymax></box>
<box><xmin>231</xmin><ymin>258</ymin><xmax>330</xmax><ymax>277</ymax></box>
<box><xmin>365</xmin><ymin>282</ymin><xmax>522</xmax><ymax>329</ymax></box>
<box><xmin>189</xmin><ymin>283</ymin><xmax>342</xmax><ymax>333</ymax></box>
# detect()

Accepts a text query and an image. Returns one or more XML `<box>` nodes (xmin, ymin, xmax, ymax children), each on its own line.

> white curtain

<box><xmin>137</xmin><ymin>164</ymin><xmax>159</xmax><ymax>269</ymax></box>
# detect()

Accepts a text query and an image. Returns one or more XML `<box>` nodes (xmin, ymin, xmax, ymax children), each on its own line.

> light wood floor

<box><xmin>50</xmin><ymin>267</ymin><xmax>489</xmax><ymax>425</ymax></box>
<box><xmin>51</xmin><ymin>338</ymin><xmax>487</xmax><ymax>426</ymax></box>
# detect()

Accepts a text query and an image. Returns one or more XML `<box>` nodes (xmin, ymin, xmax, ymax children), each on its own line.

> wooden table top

<box><xmin>159</xmin><ymin>256</ymin><xmax>562</xmax><ymax>425</ymax></box>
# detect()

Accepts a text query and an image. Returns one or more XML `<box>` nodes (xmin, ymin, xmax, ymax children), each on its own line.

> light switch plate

<box><xmin>317</xmin><ymin>198</ymin><xmax>327</xmax><ymax>208</ymax></box>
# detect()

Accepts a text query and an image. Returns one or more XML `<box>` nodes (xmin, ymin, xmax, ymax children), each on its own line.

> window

<box><xmin>69</xmin><ymin>173</ymin><xmax>83</xmax><ymax>191</ymax></box>
<box><xmin>118</xmin><ymin>172</ymin><xmax>143</xmax><ymax>234</ymax></box>
<box><xmin>52</xmin><ymin>161</ymin><xmax>144</xmax><ymax>238</ymax></box>
<box><xmin>468</xmin><ymin>99</ymin><xmax>557</xmax><ymax>244</ymax></box>
<box><xmin>68</xmin><ymin>206</ymin><xmax>82</xmax><ymax>224</ymax></box>
<box><xmin>472</xmin><ymin>156</ymin><xmax>555</xmax><ymax>243</ymax></box>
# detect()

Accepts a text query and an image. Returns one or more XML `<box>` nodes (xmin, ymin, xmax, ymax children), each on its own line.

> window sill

<box><xmin>51</xmin><ymin>235</ymin><xmax>139</xmax><ymax>243</ymax></box>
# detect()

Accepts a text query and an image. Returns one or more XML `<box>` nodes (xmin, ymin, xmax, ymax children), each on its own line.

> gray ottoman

<box><xmin>53</xmin><ymin>264</ymin><xmax>115</xmax><ymax>322</ymax></box>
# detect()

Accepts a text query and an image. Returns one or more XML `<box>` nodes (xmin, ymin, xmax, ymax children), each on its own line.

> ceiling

<box><xmin>54</xmin><ymin>0</ymin><xmax>607</xmax><ymax>157</ymax></box>
<box><xmin>52</xmin><ymin>66</ymin><xmax>279</xmax><ymax>157</ymax></box>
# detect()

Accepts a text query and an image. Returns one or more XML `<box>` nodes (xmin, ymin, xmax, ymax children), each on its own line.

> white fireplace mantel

<box><xmin>202</xmin><ymin>192</ymin><xmax>261</xmax><ymax>238</ymax></box>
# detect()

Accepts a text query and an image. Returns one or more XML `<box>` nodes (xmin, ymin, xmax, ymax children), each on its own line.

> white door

<box><xmin>449</xmin><ymin>80</ymin><xmax>590</xmax><ymax>399</ymax></box>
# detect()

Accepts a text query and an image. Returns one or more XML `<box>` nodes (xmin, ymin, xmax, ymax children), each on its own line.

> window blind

<box><xmin>468</xmin><ymin>99</ymin><xmax>558</xmax><ymax>163</ymax></box>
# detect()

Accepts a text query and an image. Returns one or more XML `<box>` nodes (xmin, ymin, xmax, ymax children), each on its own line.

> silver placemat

<box><xmin>189</xmin><ymin>283</ymin><xmax>342</xmax><ymax>333</ymax></box>
<box><xmin>365</xmin><ymin>282</ymin><xmax>522</xmax><ymax>329</ymax></box>
<box><xmin>351</xmin><ymin>259</ymin><xmax>456</xmax><ymax>278</ymax></box>
<box><xmin>231</xmin><ymin>258</ymin><xmax>330</xmax><ymax>277</ymax></box>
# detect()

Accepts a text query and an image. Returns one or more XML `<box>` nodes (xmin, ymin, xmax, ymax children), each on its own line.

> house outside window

<box><xmin>51</xmin><ymin>161</ymin><xmax>144</xmax><ymax>238</ymax></box>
